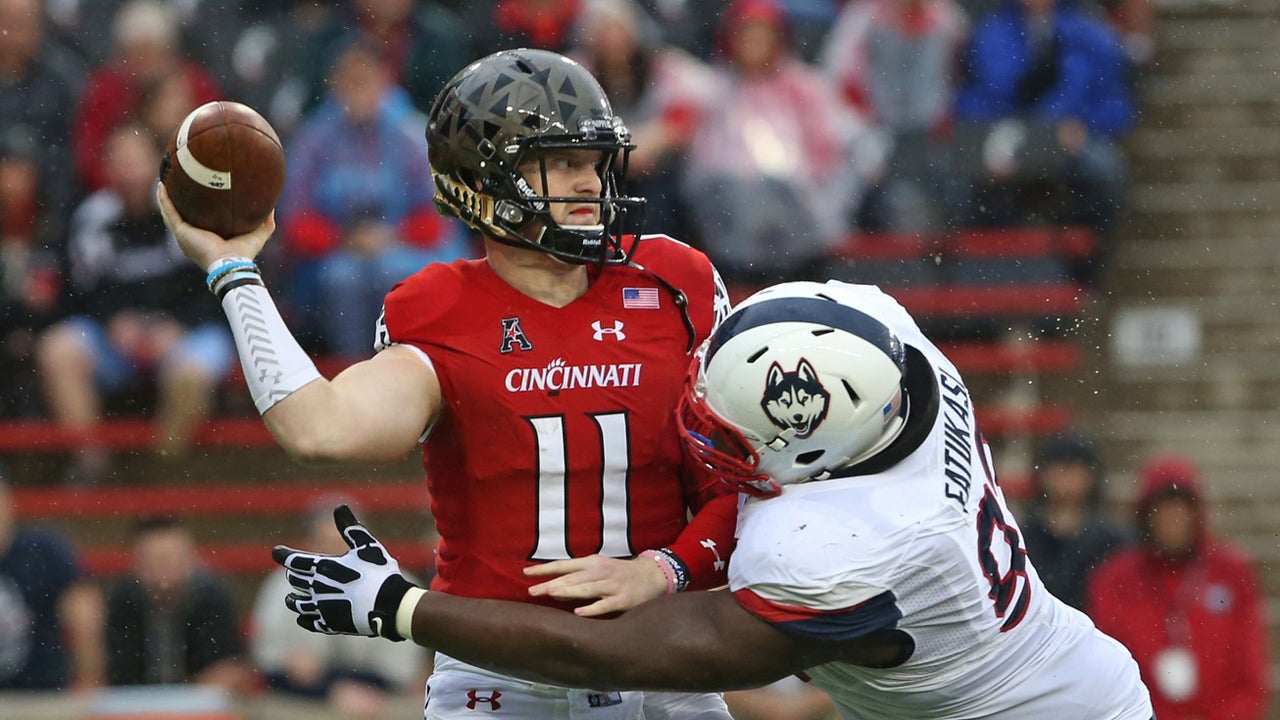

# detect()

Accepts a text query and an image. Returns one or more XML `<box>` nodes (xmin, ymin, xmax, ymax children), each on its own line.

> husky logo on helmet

<box><xmin>677</xmin><ymin>283</ymin><xmax>914</xmax><ymax>497</ymax></box>
<box><xmin>761</xmin><ymin>359</ymin><xmax>830</xmax><ymax>439</ymax></box>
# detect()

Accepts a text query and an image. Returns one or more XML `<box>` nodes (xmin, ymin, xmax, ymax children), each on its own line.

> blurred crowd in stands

<box><xmin>0</xmin><ymin>0</ymin><xmax>1148</xmax><ymax>433</ymax></box>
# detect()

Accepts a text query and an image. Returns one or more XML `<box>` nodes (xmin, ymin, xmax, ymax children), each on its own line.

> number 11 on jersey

<box><xmin>527</xmin><ymin>412</ymin><xmax>633</xmax><ymax>560</ymax></box>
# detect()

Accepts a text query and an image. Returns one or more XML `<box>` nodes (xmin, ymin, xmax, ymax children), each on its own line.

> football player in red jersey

<box><xmin>158</xmin><ymin>48</ymin><xmax>737</xmax><ymax>719</ymax></box>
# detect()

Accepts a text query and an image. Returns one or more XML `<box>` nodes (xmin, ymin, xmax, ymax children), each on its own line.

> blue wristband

<box><xmin>205</xmin><ymin>259</ymin><xmax>259</xmax><ymax>292</ymax></box>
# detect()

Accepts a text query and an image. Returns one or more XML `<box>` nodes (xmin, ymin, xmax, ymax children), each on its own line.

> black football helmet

<box><xmin>426</xmin><ymin>48</ymin><xmax>644</xmax><ymax>265</ymax></box>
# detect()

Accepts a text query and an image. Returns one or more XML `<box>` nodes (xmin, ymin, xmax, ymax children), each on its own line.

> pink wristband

<box><xmin>640</xmin><ymin>549</ymin><xmax>678</xmax><ymax>595</ymax></box>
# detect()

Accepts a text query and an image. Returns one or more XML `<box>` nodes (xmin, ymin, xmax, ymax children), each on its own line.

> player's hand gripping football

<box><xmin>272</xmin><ymin>505</ymin><xmax>421</xmax><ymax>641</ymax></box>
<box><xmin>156</xmin><ymin>182</ymin><xmax>275</xmax><ymax>270</ymax></box>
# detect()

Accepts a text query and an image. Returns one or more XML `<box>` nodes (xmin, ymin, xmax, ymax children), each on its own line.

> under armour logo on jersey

<box><xmin>591</xmin><ymin>320</ymin><xmax>626</xmax><ymax>341</ymax></box>
<box><xmin>466</xmin><ymin>689</ymin><xmax>503</xmax><ymax>710</ymax></box>
<box><xmin>499</xmin><ymin>317</ymin><xmax>533</xmax><ymax>353</ymax></box>
<box><xmin>701</xmin><ymin>538</ymin><xmax>726</xmax><ymax>572</ymax></box>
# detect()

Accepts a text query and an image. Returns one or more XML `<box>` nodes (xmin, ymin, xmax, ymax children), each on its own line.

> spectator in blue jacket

<box><xmin>953</xmin><ymin>0</ymin><xmax>1135</xmax><ymax>269</ymax></box>
<box><xmin>276</xmin><ymin>39</ymin><xmax>471</xmax><ymax>359</ymax></box>
<box><xmin>0</xmin><ymin>468</ymin><xmax>104</xmax><ymax>690</ymax></box>
<box><xmin>956</xmin><ymin>0</ymin><xmax>1135</xmax><ymax>135</ymax></box>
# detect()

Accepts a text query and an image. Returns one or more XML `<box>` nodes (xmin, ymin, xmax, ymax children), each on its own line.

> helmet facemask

<box><xmin>677</xmin><ymin>355</ymin><xmax>781</xmax><ymax>498</ymax></box>
<box><xmin>501</xmin><ymin>126</ymin><xmax>645</xmax><ymax>265</ymax></box>
<box><xmin>427</xmin><ymin>49</ymin><xmax>647</xmax><ymax>265</ymax></box>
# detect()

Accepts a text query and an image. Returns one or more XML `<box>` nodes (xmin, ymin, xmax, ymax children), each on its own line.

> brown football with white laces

<box><xmin>161</xmin><ymin>100</ymin><xmax>286</xmax><ymax>238</ymax></box>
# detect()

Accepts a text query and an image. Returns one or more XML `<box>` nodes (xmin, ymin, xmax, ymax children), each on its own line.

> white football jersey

<box><xmin>728</xmin><ymin>282</ymin><xmax>1152</xmax><ymax>720</ymax></box>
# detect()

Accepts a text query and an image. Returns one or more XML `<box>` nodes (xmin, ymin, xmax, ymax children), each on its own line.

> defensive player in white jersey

<box><xmin>274</xmin><ymin>281</ymin><xmax>1155</xmax><ymax>720</ymax></box>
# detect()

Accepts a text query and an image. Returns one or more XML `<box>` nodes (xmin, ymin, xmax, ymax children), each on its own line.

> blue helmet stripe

<box><xmin>706</xmin><ymin>296</ymin><xmax>904</xmax><ymax>369</ymax></box>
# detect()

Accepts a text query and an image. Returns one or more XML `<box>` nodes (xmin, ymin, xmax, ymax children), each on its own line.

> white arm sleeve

<box><xmin>221</xmin><ymin>282</ymin><xmax>323</xmax><ymax>414</ymax></box>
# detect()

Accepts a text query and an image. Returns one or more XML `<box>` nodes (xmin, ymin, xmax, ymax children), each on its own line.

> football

<box><xmin>161</xmin><ymin>100</ymin><xmax>286</xmax><ymax>239</ymax></box>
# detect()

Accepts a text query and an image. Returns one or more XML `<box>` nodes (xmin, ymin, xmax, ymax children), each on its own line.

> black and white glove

<box><xmin>272</xmin><ymin>505</ymin><xmax>424</xmax><ymax>642</ymax></box>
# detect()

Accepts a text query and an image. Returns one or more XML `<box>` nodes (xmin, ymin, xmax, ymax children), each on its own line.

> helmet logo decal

<box><xmin>500</xmin><ymin>317</ymin><xmax>534</xmax><ymax>353</ymax></box>
<box><xmin>761</xmin><ymin>359</ymin><xmax>830</xmax><ymax>439</ymax></box>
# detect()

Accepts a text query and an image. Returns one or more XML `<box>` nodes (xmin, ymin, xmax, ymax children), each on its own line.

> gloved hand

<box><xmin>272</xmin><ymin>505</ymin><xmax>421</xmax><ymax>641</ymax></box>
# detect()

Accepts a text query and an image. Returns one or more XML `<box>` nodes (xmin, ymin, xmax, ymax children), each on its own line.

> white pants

<box><xmin>424</xmin><ymin>653</ymin><xmax>731</xmax><ymax>720</ymax></box>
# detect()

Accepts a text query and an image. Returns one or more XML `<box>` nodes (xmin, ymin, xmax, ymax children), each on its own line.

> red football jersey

<box><xmin>379</xmin><ymin>235</ymin><xmax>732</xmax><ymax>608</ymax></box>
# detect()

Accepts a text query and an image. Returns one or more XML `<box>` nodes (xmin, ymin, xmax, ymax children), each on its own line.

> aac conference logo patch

<box><xmin>499</xmin><ymin>317</ymin><xmax>533</xmax><ymax>353</ymax></box>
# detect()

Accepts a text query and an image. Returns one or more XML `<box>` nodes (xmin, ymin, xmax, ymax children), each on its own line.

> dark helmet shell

<box><xmin>427</xmin><ymin>48</ymin><xmax>643</xmax><ymax>264</ymax></box>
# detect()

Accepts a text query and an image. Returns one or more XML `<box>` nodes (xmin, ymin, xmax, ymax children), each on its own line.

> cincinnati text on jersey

<box><xmin>504</xmin><ymin>358</ymin><xmax>643</xmax><ymax>393</ymax></box>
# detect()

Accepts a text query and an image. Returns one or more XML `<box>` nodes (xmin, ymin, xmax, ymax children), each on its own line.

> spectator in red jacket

<box><xmin>1087</xmin><ymin>453</ymin><xmax>1270</xmax><ymax>720</ymax></box>
<box><xmin>72</xmin><ymin>0</ymin><xmax>220</xmax><ymax>191</ymax></box>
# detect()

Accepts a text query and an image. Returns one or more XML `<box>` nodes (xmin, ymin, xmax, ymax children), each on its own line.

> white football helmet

<box><xmin>677</xmin><ymin>282</ymin><xmax>910</xmax><ymax>497</ymax></box>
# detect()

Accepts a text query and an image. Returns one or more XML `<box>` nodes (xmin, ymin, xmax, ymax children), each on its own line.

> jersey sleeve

<box><xmin>665</xmin><ymin>492</ymin><xmax>737</xmax><ymax>591</ymax></box>
<box><xmin>728</xmin><ymin>501</ymin><xmax>905</xmax><ymax>641</ymax></box>
<box><xmin>374</xmin><ymin>262</ymin><xmax>464</xmax><ymax>355</ymax></box>
<box><xmin>663</xmin><ymin>448</ymin><xmax>740</xmax><ymax>589</ymax></box>
<box><xmin>733</xmin><ymin>586</ymin><xmax>903</xmax><ymax>641</ymax></box>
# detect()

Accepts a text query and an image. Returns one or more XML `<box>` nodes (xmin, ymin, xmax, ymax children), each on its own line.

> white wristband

<box><xmin>220</xmin><ymin>282</ymin><xmax>323</xmax><ymax>414</ymax></box>
<box><xmin>396</xmin><ymin>587</ymin><xmax>428</xmax><ymax>642</ymax></box>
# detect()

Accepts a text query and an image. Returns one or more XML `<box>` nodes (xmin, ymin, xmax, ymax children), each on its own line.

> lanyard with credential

<box><xmin>1156</xmin><ymin>560</ymin><xmax>1205</xmax><ymax>701</ymax></box>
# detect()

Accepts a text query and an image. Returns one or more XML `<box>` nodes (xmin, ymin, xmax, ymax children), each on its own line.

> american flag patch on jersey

<box><xmin>622</xmin><ymin>287</ymin><xmax>660</xmax><ymax>309</ymax></box>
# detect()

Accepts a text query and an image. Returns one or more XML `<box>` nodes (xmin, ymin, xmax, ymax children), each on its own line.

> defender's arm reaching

<box><xmin>274</xmin><ymin>507</ymin><xmax>909</xmax><ymax>692</ymax></box>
